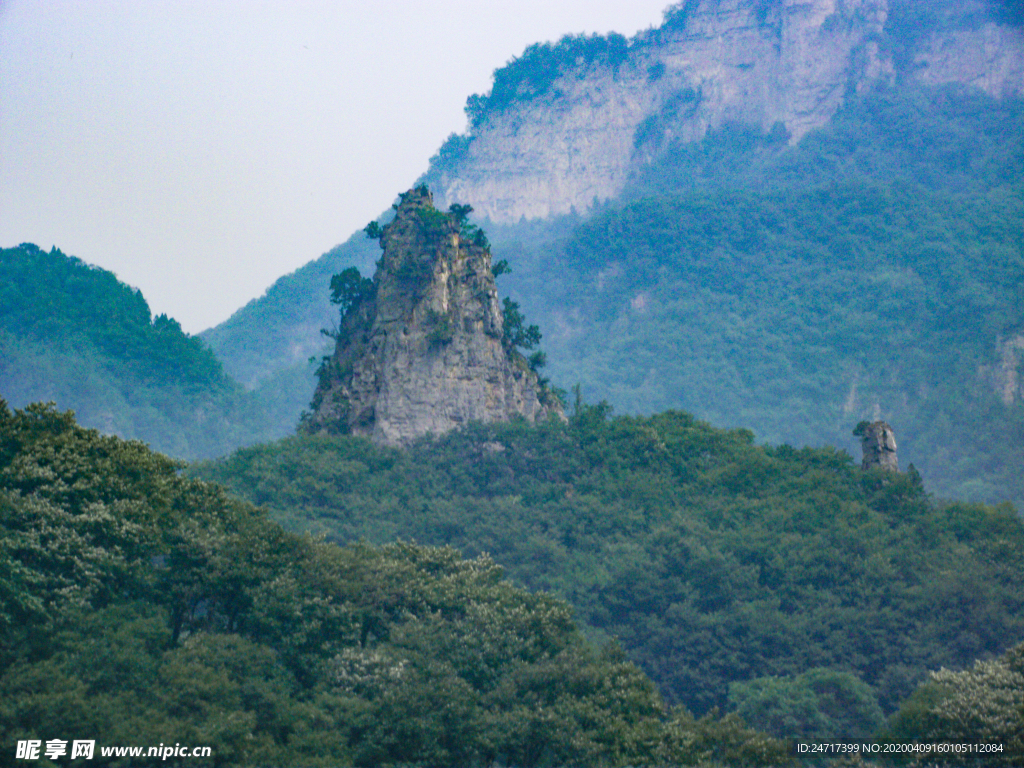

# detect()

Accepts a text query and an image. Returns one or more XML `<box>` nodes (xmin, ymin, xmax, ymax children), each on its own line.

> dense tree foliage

<box><xmin>192</xmin><ymin>405</ymin><xmax>1024</xmax><ymax>724</ymax></box>
<box><xmin>623</xmin><ymin>84</ymin><xmax>1023</xmax><ymax>198</ymax></box>
<box><xmin>1</xmin><ymin>401</ymin><xmax>791</xmax><ymax>766</ymax></box>
<box><xmin>501</xmin><ymin>297</ymin><xmax>542</xmax><ymax>354</ymax></box>
<box><xmin>729</xmin><ymin>668</ymin><xmax>885</xmax><ymax>741</ymax></box>
<box><xmin>465</xmin><ymin>32</ymin><xmax>630</xmax><ymax>128</ymax></box>
<box><xmin>328</xmin><ymin>267</ymin><xmax>373</xmax><ymax>319</ymax></box>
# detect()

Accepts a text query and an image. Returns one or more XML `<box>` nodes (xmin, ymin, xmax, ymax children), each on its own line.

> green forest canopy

<box><xmin>1</xmin><ymin>400</ymin><xmax>797</xmax><ymax>767</ymax></box>
<box><xmin>6</xmin><ymin>398</ymin><xmax>1019</xmax><ymax>763</ymax></box>
<box><xmin>192</xmin><ymin>402</ymin><xmax>1024</xmax><ymax>727</ymax></box>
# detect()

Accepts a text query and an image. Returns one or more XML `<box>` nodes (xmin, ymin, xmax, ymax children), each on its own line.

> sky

<box><xmin>1</xmin><ymin>0</ymin><xmax>671</xmax><ymax>333</ymax></box>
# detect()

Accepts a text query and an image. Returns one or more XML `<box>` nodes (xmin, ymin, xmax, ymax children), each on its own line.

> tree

<box><xmin>501</xmin><ymin>297</ymin><xmax>541</xmax><ymax>352</ymax></box>
<box><xmin>329</xmin><ymin>268</ymin><xmax>373</xmax><ymax>319</ymax></box>
<box><xmin>364</xmin><ymin>221</ymin><xmax>384</xmax><ymax>240</ymax></box>
<box><xmin>728</xmin><ymin>669</ymin><xmax>884</xmax><ymax>740</ymax></box>
<box><xmin>883</xmin><ymin>643</ymin><xmax>1024</xmax><ymax>765</ymax></box>
<box><xmin>471</xmin><ymin>227</ymin><xmax>490</xmax><ymax>249</ymax></box>
<box><xmin>448</xmin><ymin>203</ymin><xmax>473</xmax><ymax>223</ymax></box>
<box><xmin>1</xmin><ymin>402</ymin><xmax>689</xmax><ymax>766</ymax></box>
<box><xmin>446</xmin><ymin>203</ymin><xmax>491</xmax><ymax>248</ymax></box>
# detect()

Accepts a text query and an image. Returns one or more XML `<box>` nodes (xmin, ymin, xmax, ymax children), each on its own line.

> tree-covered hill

<box><xmin>0</xmin><ymin>243</ymin><xmax>227</xmax><ymax>391</ymax></box>
<box><xmin>0</xmin><ymin>400</ymin><xmax>789</xmax><ymax>767</ymax></box>
<box><xmin>191</xmin><ymin>405</ymin><xmax>1024</xmax><ymax>730</ymax></box>
<box><xmin>0</xmin><ymin>244</ymin><xmax>293</xmax><ymax>459</ymax></box>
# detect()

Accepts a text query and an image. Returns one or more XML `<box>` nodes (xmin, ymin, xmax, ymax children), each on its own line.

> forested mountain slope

<box><xmin>0</xmin><ymin>401</ymin><xmax>789</xmax><ymax>767</ymax></box>
<box><xmin>202</xmin><ymin>81</ymin><xmax>1024</xmax><ymax>507</ymax></box>
<box><xmin>495</xmin><ymin>84</ymin><xmax>1024</xmax><ymax>507</ymax></box>
<box><xmin>192</xmin><ymin>406</ymin><xmax>1024</xmax><ymax>728</ymax></box>
<box><xmin>0</xmin><ymin>244</ymin><xmax>290</xmax><ymax>459</ymax></box>
<box><xmin>196</xmin><ymin>3</ymin><xmax>1024</xmax><ymax>509</ymax></box>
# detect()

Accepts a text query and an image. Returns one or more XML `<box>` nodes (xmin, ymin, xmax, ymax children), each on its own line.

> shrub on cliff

<box><xmin>329</xmin><ymin>267</ymin><xmax>373</xmax><ymax>320</ymax></box>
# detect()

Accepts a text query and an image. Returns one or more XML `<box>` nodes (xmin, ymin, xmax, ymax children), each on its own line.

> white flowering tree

<box><xmin>884</xmin><ymin>643</ymin><xmax>1024</xmax><ymax>765</ymax></box>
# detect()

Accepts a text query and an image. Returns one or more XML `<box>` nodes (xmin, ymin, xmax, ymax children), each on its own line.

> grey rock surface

<box><xmin>306</xmin><ymin>187</ymin><xmax>560</xmax><ymax>445</ymax></box>
<box><xmin>859</xmin><ymin>420</ymin><xmax>899</xmax><ymax>471</ymax></box>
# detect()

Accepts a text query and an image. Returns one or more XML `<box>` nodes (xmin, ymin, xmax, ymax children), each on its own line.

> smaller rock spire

<box><xmin>854</xmin><ymin>420</ymin><xmax>898</xmax><ymax>471</ymax></box>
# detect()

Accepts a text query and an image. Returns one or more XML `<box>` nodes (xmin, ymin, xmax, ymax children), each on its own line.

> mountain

<box><xmin>424</xmin><ymin>0</ymin><xmax>1024</xmax><ymax>220</ymax></box>
<box><xmin>0</xmin><ymin>244</ymin><xmax>291</xmax><ymax>459</ymax></box>
<box><xmin>200</xmin><ymin>0</ymin><xmax>1024</xmax><ymax>509</ymax></box>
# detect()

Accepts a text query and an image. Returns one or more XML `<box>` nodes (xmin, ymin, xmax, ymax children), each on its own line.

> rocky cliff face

<box><xmin>431</xmin><ymin>0</ymin><xmax>1024</xmax><ymax>222</ymax></box>
<box><xmin>915</xmin><ymin>22</ymin><xmax>1024</xmax><ymax>97</ymax></box>
<box><xmin>305</xmin><ymin>187</ymin><xmax>560</xmax><ymax>446</ymax></box>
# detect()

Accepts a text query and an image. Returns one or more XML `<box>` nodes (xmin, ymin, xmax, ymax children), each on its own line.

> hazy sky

<box><xmin>1</xmin><ymin>0</ymin><xmax>671</xmax><ymax>333</ymax></box>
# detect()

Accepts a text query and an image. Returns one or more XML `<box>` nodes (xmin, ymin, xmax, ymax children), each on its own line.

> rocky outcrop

<box><xmin>304</xmin><ymin>187</ymin><xmax>561</xmax><ymax>446</ymax></box>
<box><xmin>431</xmin><ymin>0</ymin><xmax>1024</xmax><ymax>222</ymax></box>
<box><xmin>856</xmin><ymin>420</ymin><xmax>899</xmax><ymax>471</ymax></box>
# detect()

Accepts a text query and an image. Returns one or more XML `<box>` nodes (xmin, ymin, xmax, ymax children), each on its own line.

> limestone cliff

<box><xmin>304</xmin><ymin>187</ymin><xmax>561</xmax><ymax>445</ymax></box>
<box><xmin>428</xmin><ymin>0</ymin><xmax>1024</xmax><ymax>222</ymax></box>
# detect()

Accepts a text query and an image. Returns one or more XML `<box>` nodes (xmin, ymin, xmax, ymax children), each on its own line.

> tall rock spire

<box><xmin>855</xmin><ymin>420</ymin><xmax>899</xmax><ymax>472</ymax></box>
<box><xmin>303</xmin><ymin>186</ymin><xmax>561</xmax><ymax>445</ymax></box>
